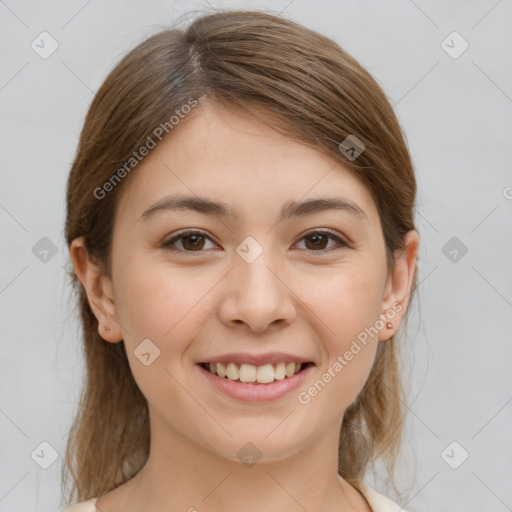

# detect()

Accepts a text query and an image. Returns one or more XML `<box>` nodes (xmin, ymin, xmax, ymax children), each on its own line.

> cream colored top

<box><xmin>60</xmin><ymin>483</ymin><xmax>407</xmax><ymax>511</ymax></box>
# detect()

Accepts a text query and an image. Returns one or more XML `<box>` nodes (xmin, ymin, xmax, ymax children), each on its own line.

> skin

<box><xmin>70</xmin><ymin>100</ymin><xmax>419</xmax><ymax>512</ymax></box>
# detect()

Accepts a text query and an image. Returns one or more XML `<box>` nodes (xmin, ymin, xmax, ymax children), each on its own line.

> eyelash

<box><xmin>162</xmin><ymin>229</ymin><xmax>348</xmax><ymax>255</ymax></box>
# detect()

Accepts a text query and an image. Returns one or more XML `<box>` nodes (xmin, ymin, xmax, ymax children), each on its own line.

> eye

<box><xmin>162</xmin><ymin>231</ymin><xmax>217</xmax><ymax>253</ymax></box>
<box><xmin>162</xmin><ymin>229</ymin><xmax>348</xmax><ymax>254</ymax></box>
<box><xmin>294</xmin><ymin>230</ymin><xmax>347</xmax><ymax>252</ymax></box>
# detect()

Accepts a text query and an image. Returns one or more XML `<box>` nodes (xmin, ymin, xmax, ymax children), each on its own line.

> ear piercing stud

<box><xmin>386</xmin><ymin>322</ymin><xmax>393</xmax><ymax>329</ymax></box>
<box><xmin>105</xmin><ymin>325</ymin><xmax>111</xmax><ymax>333</ymax></box>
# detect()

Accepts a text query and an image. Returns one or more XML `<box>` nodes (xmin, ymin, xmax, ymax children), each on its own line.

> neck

<box><xmin>116</xmin><ymin>409</ymin><xmax>369</xmax><ymax>512</ymax></box>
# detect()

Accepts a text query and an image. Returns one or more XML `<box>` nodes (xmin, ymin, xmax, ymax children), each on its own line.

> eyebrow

<box><xmin>139</xmin><ymin>195</ymin><xmax>369</xmax><ymax>223</ymax></box>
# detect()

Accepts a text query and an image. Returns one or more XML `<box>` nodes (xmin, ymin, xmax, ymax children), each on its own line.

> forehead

<box><xmin>115</xmin><ymin>101</ymin><xmax>380</xmax><ymax>227</ymax></box>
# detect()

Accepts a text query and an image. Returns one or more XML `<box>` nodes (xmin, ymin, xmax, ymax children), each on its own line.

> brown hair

<box><xmin>62</xmin><ymin>8</ymin><xmax>418</xmax><ymax>504</ymax></box>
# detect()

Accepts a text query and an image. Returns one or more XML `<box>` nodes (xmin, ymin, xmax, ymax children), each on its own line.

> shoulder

<box><xmin>59</xmin><ymin>486</ymin><xmax>404</xmax><ymax>512</ymax></box>
<box><xmin>358</xmin><ymin>483</ymin><xmax>408</xmax><ymax>512</ymax></box>
<box><xmin>59</xmin><ymin>497</ymin><xmax>97</xmax><ymax>512</ymax></box>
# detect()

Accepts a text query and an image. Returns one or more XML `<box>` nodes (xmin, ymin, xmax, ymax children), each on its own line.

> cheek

<box><xmin>114</xmin><ymin>256</ymin><xmax>211</xmax><ymax>340</ymax></box>
<box><xmin>293</xmin><ymin>265</ymin><xmax>383</xmax><ymax>408</ymax></box>
<box><xmin>113</xmin><ymin>261</ymin><xmax>211</xmax><ymax>411</ymax></box>
<box><xmin>296</xmin><ymin>261</ymin><xmax>385</xmax><ymax>345</ymax></box>
<box><xmin>113</xmin><ymin>258</ymin><xmax>222</xmax><ymax>390</ymax></box>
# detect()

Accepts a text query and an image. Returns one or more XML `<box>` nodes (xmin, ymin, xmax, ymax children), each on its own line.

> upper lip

<box><xmin>198</xmin><ymin>352</ymin><xmax>314</xmax><ymax>366</ymax></box>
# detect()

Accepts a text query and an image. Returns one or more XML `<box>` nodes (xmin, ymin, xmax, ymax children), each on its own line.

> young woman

<box><xmin>61</xmin><ymin>9</ymin><xmax>419</xmax><ymax>512</ymax></box>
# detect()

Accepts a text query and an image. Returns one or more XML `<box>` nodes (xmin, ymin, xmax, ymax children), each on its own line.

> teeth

<box><xmin>257</xmin><ymin>364</ymin><xmax>274</xmax><ymax>383</ymax></box>
<box><xmin>226</xmin><ymin>363</ymin><xmax>239</xmax><ymax>381</ymax></box>
<box><xmin>217</xmin><ymin>362</ymin><xmax>227</xmax><ymax>378</ymax></box>
<box><xmin>274</xmin><ymin>362</ymin><xmax>286</xmax><ymax>380</ymax></box>
<box><xmin>205</xmin><ymin>361</ymin><xmax>305</xmax><ymax>383</ymax></box>
<box><xmin>239</xmin><ymin>363</ymin><xmax>257</xmax><ymax>383</ymax></box>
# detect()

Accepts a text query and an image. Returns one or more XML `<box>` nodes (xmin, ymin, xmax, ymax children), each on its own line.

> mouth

<box><xmin>198</xmin><ymin>361</ymin><xmax>314</xmax><ymax>385</ymax></box>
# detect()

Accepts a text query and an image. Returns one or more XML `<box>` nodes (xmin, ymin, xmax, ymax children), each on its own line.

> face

<box><xmin>74</xmin><ymin>101</ymin><xmax>417</xmax><ymax>464</ymax></box>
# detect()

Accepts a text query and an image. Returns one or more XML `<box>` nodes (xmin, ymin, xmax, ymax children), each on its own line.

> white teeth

<box><xmin>274</xmin><ymin>362</ymin><xmax>286</xmax><ymax>380</ymax></box>
<box><xmin>226</xmin><ymin>363</ymin><xmax>239</xmax><ymax>381</ymax></box>
<box><xmin>257</xmin><ymin>364</ymin><xmax>275</xmax><ymax>383</ymax></box>
<box><xmin>286</xmin><ymin>362</ymin><xmax>296</xmax><ymax>378</ymax></box>
<box><xmin>216</xmin><ymin>362</ymin><xmax>227</xmax><ymax>378</ymax></box>
<box><xmin>205</xmin><ymin>361</ymin><xmax>305</xmax><ymax>383</ymax></box>
<box><xmin>239</xmin><ymin>363</ymin><xmax>257</xmax><ymax>383</ymax></box>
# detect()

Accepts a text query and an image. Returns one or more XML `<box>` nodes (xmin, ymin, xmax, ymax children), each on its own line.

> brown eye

<box><xmin>295</xmin><ymin>231</ymin><xmax>346</xmax><ymax>252</ymax></box>
<box><xmin>163</xmin><ymin>229</ymin><xmax>347</xmax><ymax>255</ymax></box>
<box><xmin>163</xmin><ymin>231</ymin><xmax>216</xmax><ymax>253</ymax></box>
<box><xmin>181</xmin><ymin>234</ymin><xmax>205</xmax><ymax>251</ymax></box>
<box><xmin>304</xmin><ymin>233</ymin><xmax>329</xmax><ymax>250</ymax></box>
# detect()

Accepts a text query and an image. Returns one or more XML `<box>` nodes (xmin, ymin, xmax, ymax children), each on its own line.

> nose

<box><xmin>218</xmin><ymin>247</ymin><xmax>297</xmax><ymax>332</ymax></box>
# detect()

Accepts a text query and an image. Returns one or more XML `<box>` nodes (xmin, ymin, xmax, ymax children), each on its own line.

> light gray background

<box><xmin>1</xmin><ymin>1</ymin><xmax>511</xmax><ymax>511</ymax></box>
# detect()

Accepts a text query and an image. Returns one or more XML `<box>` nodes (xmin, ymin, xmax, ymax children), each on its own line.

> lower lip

<box><xmin>197</xmin><ymin>364</ymin><xmax>314</xmax><ymax>402</ymax></box>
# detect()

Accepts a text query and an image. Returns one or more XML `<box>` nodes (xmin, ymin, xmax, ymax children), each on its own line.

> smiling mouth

<box><xmin>199</xmin><ymin>361</ymin><xmax>313</xmax><ymax>384</ymax></box>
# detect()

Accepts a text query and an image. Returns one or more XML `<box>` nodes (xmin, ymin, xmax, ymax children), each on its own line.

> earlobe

<box><xmin>69</xmin><ymin>236</ymin><xmax>123</xmax><ymax>343</ymax></box>
<box><xmin>378</xmin><ymin>229</ymin><xmax>420</xmax><ymax>341</ymax></box>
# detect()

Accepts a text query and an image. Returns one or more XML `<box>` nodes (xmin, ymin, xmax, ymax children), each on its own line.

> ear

<box><xmin>69</xmin><ymin>236</ymin><xmax>123</xmax><ymax>343</ymax></box>
<box><xmin>378</xmin><ymin>229</ymin><xmax>420</xmax><ymax>341</ymax></box>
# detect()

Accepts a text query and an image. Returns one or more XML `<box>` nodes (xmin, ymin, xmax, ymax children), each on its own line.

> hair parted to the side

<box><xmin>62</xmin><ymin>8</ymin><xmax>418</xmax><ymax>505</ymax></box>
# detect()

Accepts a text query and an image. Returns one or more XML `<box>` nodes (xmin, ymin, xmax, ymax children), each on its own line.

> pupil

<box><xmin>184</xmin><ymin>234</ymin><xmax>203</xmax><ymax>250</ymax></box>
<box><xmin>308</xmin><ymin>233</ymin><xmax>326</xmax><ymax>250</ymax></box>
